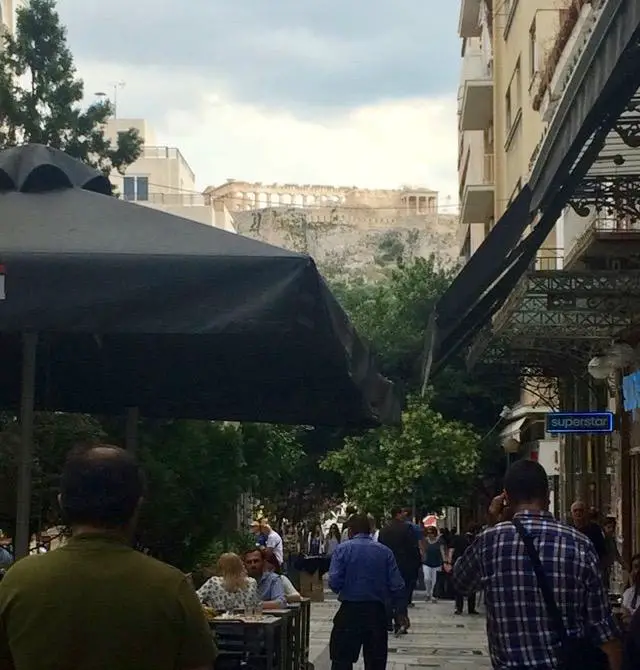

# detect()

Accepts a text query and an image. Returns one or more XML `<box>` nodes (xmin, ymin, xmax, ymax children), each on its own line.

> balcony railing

<box><xmin>592</xmin><ymin>215</ymin><xmax>640</xmax><ymax>232</ymax></box>
<box><xmin>533</xmin><ymin>248</ymin><xmax>564</xmax><ymax>271</ymax></box>
<box><xmin>139</xmin><ymin>146</ymin><xmax>196</xmax><ymax>184</ymax></box>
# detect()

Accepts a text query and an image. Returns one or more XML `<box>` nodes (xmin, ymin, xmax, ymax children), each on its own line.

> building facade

<box><xmin>457</xmin><ymin>0</ymin><xmax>568</xmax><ymax>485</ymax></box>
<box><xmin>104</xmin><ymin>118</ymin><xmax>235</xmax><ymax>231</ymax></box>
<box><xmin>0</xmin><ymin>0</ymin><xmax>24</xmax><ymax>37</ymax></box>
<box><xmin>451</xmin><ymin>0</ymin><xmax>640</xmax><ymax>578</ymax></box>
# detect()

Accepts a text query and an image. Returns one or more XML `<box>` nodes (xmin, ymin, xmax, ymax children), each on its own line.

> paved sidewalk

<box><xmin>309</xmin><ymin>595</ymin><xmax>490</xmax><ymax>670</ymax></box>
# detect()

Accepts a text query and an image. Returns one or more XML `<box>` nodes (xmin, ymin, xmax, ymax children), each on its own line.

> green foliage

<box><xmin>322</xmin><ymin>395</ymin><xmax>480</xmax><ymax>515</ymax></box>
<box><xmin>325</xmin><ymin>257</ymin><xmax>520</xmax><ymax>512</ymax></box>
<box><xmin>331</xmin><ymin>256</ymin><xmax>454</xmax><ymax>387</ymax></box>
<box><xmin>0</xmin><ymin>0</ymin><xmax>142</xmax><ymax>176</ymax></box>
<box><xmin>0</xmin><ymin>412</ymin><xmax>105</xmax><ymax>536</ymax></box>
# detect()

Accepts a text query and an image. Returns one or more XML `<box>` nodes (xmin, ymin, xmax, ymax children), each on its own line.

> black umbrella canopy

<box><xmin>0</xmin><ymin>144</ymin><xmax>400</xmax><ymax>428</ymax></box>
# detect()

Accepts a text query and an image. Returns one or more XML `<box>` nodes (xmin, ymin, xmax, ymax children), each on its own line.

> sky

<box><xmin>55</xmin><ymin>0</ymin><xmax>461</xmax><ymax>203</ymax></box>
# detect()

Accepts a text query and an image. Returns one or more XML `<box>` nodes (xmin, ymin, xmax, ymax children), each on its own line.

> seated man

<box><xmin>243</xmin><ymin>548</ymin><xmax>286</xmax><ymax>609</ymax></box>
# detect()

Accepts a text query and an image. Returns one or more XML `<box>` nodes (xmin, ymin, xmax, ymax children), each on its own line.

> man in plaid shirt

<box><xmin>453</xmin><ymin>459</ymin><xmax>621</xmax><ymax>670</ymax></box>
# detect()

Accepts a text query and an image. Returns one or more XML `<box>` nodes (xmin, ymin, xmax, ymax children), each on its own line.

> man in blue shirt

<box><xmin>243</xmin><ymin>548</ymin><xmax>286</xmax><ymax>608</ymax></box>
<box><xmin>329</xmin><ymin>514</ymin><xmax>405</xmax><ymax>670</ymax></box>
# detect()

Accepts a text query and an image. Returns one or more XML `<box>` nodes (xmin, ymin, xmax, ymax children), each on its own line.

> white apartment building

<box><xmin>104</xmin><ymin>118</ymin><xmax>235</xmax><ymax>231</ymax></box>
<box><xmin>457</xmin><ymin>0</ymin><xmax>565</xmax><ymax>472</ymax></box>
<box><xmin>0</xmin><ymin>0</ymin><xmax>25</xmax><ymax>36</ymax></box>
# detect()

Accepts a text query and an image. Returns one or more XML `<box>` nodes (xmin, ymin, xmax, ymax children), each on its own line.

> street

<box><xmin>309</xmin><ymin>594</ymin><xmax>490</xmax><ymax>670</ymax></box>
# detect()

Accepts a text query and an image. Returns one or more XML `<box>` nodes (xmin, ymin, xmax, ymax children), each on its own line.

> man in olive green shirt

<box><xmin>0</xmin><ymin>445</ymin><xmax>216</xmax><ymax>670</ymax></box>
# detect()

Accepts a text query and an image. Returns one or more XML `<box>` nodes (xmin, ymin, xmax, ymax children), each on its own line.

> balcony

<box><xmin>459</xmin><ymin>0</ymin><xmax>482</xmax><ymax>38</ymax></box>
<box><xmin>564</xmin><ymin>215</ymin><xmax>640</xmax><ymax>270</ymax></box>
<box><xmin>460</xmin><ymin>153</ymin><xmax>494</xmax><ymax>224</ymax></box>
<box><xmin>459</xmin><ymin>53</ymin><xmax>493</xmax><ymax>131</ymax></box>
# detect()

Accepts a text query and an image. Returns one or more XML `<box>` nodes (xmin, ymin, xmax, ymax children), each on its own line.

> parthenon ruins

<box><xmin>204</xmin><ymin>180</ymin><xmax>439</xmax><ymax>216</ymax></box>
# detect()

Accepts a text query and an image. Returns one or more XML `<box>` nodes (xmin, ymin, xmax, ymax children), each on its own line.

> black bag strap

<box><xmin>512</xmin><ymin>518</ymin><xmax>568</xmax><ymax>643</ymax></box>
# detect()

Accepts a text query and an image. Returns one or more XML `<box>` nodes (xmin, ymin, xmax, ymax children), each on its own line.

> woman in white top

<box><xmin>196</xmin><ymin>552</ymin><xmax>260</xmax><ymax>612</ymax></box>
<box><xmin>264</xmin><ymin>547</ymin><xmax>301</xmax><ymax>603</ymax></box>
<box><xmin>622</xmin><ymin>553</ymin><xmax>640</xmax><ymax>628</ymax></box>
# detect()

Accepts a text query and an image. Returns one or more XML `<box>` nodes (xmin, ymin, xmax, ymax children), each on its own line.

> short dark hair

<box><xmin>390</xmin><ymin>506</ymin><xmax>403</xmax><ymax>518</ymax></box>
<box><xmin>504</xmin><ymin>459</ymin><xmax>549</xmax><ymax>506</ymax></box>
<box><xmin>345</xmin><ymin>505</ymin><xmax>357</xmax><ymax>516</ymax></box>
<box><xmin>349</xmin><ymin>514</ymin><xmax>372</xmax><ymax>536</ymax></box>
<box><xmin>263</xmin><ymin>547</ymin><xmax>280</xmax><ymax>571</ymax></box>
<box><xmin>60</xmin><ymin>445</ymin><xmax>145</xmax><ymax>528</ymax></box>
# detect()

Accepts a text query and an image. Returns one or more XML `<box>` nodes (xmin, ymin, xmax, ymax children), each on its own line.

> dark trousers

<box><xmin>330</xmin><ymin>601</ymin><xmax>388</xmax><ymax>670</ymax></box>
<box><xmin>454</xmin><ymin>590</ymin><xmax>476</xmax><ymax>613</ymax></box>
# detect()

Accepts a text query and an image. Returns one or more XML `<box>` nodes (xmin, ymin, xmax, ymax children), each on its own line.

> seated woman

<box><xmin>264</xmin><ymin>547</ymin><xmax>302</xmax><ymax>603</ymax></box>
<box><xmin>196</xmin><ymin>552</ymin><xmax>260</xmax><ymax>612</ymax></box>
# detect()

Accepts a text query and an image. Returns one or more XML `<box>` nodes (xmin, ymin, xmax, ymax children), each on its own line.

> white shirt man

<box><xmin>261</xmin><ymin>521</ymin><xmax>284</xmax><ymax>566</ymax></box>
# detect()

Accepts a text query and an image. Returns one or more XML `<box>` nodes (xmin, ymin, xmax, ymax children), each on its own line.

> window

<box><xmin>529</xmin><ymin>20</ymin><xmax>539</xmax><ymax>79</ymax></box>
<box><xmin>503</xmin><ymin>0</ymin><xmax>519</xmax><ymax>39</ymax></box>
<box><xmin>123</xmin><ymin>176</ymin><xmax>149</xmax><ymax>202</ymax></box>
<box><xmin>505</xmin><ymin>88</ymin><xmax>512</xmax><ymax>134</ymax></box>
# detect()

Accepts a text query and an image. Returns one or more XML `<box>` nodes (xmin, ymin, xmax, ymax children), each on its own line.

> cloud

<box><xmin>77</xmin><ymin>60</ymin><xmax>460</xmax><ymax>201</ymax></box>
<box><xmin>55</xmin><ymin>0</ymin><xmax>460</xmax><ymax>115</ymax></box>
<box><xmin>51</xmin><ymin>0</ymin><xmax>461</xmax><ymax>202</ymax></box>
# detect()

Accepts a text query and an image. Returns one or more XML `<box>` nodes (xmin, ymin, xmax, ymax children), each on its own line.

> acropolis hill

<box><xmin>205</xmin><ymin>180</ymin><xmax>459</xmax><ymax>275</ymax></box>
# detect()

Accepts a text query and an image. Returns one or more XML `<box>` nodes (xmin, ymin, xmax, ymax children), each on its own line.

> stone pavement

<box><xmin>309</xmin><ymin>594</ymin><xmax>490</xmax><ymax>670</ymax></box>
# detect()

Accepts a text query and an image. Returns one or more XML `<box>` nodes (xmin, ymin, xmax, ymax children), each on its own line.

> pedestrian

<box><xmin>260</xmin><ymin>519</ymin><xmax>284</xmax><ymax>567</ymax></box>
<box><xmin>0</xmin><ymin>445</ymin><xmax>216</xmax><ymax>670</ymax></box>
<box><xmin>622</xmin><ymin>554</ymin><xmax>640</xmax><ymax>629</ymax></box>
<box><xmin>570</xmin><ymin>500</ymin><xmax>607</xmax><ymax>567</ymax></box>
<box><xmin>422</xmin><ymin>525</ymin><xmax>445</xmax><ymax>603</ymax></box>
<box><xmin>378</xmin><ymin>507</ymin><xmax>421</xmax><ymax>634</ymax></box>
<box><xmin>341</xmin><ymin>505</ymin><xmax>358</xmax><ymax>541</ymax></box>
<box><xmin>306</xmin><ymin>523</ymin><xmax>325</xmax><ymax>556</ymax></box>
<box><xmin>402</xmin><ymin>508</ymin><xmax>424</xmax><ymax>607</ymax></box>
<box><xmin>328</xmin><ymin>513</ymin><xmax>405</xmax><ymax>670</ymax></box>
<box><xmin>326</xmin><ymin>524</ymin><xmax>341</xmax><ymax>557</ymax></box>
<box><xmin>453</xmin><ymin>459</ymin><xmax>621</xmax><ymax>670</ymax></box>
<box><xmin>449</xmin><ymin>525</ymin><xmax>478</xmax><ymax>615</ymax></box>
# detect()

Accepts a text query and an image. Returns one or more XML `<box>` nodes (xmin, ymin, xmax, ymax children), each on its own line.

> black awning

<box><xmin>529</xmin><ymin>0</ymin><xmax>640</xmax><ymax>211</ymax></box>
<box><xmin>424</xmin><ymin>203</ymin><xmax>557</xmax><ymax>380</ymax></box>
<box><xmin>436</xmin><ymin>185</ymin><xmax>532</xmax><ymax>336</ymax></box>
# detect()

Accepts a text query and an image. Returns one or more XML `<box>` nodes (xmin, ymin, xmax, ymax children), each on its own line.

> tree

<box><xmin>326</xmin><ymin>257</ymin><xmax>521</xmax><ymax>515</ymax></box>
<box><xmin>321</xmin><ymin>395</ymin><xmax>480</xmax><ymax>516</ymax></box>
<box><xmin>0</xmin><ymin>0</ymin><xmax>142</xmax><ymax>177</ymax></box>
<box><xmin>329</xmin><ymin>257</ymin><xmax>520</xmax><ymax>430</ymax></box>
<box><xmin>0</xmin><ymin>412</ymin><xmax>106</xmax><ymax>538</ymax></box>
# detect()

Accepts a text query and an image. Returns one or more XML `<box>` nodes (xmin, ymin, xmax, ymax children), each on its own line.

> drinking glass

<box><xmin>245</xmin><ymin>603</ymin><xmax>255</xmax><ymax>618</ymax></box>
<box><xmin>255</xmin><ymin>602</ymin><xmax>263</xmax><ymax>617</ymax></box>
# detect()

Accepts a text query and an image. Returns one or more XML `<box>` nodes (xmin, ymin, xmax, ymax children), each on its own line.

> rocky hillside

<box><xmin>232</xmin><ymin>207</ymin><xmax>460</xmax><ymax>277</ymax></box>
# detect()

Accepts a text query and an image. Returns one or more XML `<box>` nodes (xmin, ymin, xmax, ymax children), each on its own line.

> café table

<box><xmin>210</xmin><ymin>614</ymin><xmax>286</xmax><ymax>670</ymax></box>
<box><xmin>259</xmin><ymin>608</ymin><xmax>295</xmax><ymax>670</ymax></box>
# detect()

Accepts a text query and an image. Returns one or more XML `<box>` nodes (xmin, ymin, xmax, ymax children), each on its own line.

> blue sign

<box><xmin>623</xmin><ymin>371</ymin><xmax>640</xmax><ymax>411</ymax></box>
<box><xmin>545</xmin><ymin>412</ymin><xmax>614</xmax><ymax>434</ymax></box>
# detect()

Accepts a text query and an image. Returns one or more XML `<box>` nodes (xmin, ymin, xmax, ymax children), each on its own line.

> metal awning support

<box><xmin>529</xmin><ymin>0</ymin><xmax>640</xmax><ymax>211</ymax></box>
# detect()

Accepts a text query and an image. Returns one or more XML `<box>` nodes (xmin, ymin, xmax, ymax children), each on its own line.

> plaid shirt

<box><xmin>453</xmin><ymin>510</ymin><xmax>617</xmax><ymax>669</ymax></box>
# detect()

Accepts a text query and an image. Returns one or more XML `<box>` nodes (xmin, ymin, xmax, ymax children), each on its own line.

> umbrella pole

<box><xmin>125</xmin><ymin>407</ymin><xmax>139</xmax><ymax>453</ymax></box>
<box><xmin>15</xmin><ymin>332</ymin><xmax>38</xmax><ymax>560</ymax></box>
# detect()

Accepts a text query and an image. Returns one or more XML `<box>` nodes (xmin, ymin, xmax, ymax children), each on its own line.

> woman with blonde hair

<box><xmin>196</xmin><ymin>552</ymin><xmax>260</xmax><ymax>611</ymax></box>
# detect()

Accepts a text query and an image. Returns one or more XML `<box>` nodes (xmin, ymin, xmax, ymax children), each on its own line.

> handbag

<box><xmin>512</xmin><ymin>518</ymin><xmax>608</xmax><ymax>670</ymax></box>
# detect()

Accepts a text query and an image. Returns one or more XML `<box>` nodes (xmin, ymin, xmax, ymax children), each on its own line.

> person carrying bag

<box><xmin>512</xmin><ymin>518</ymin><xmax>610</xmax><ymax>670</ymax></box>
